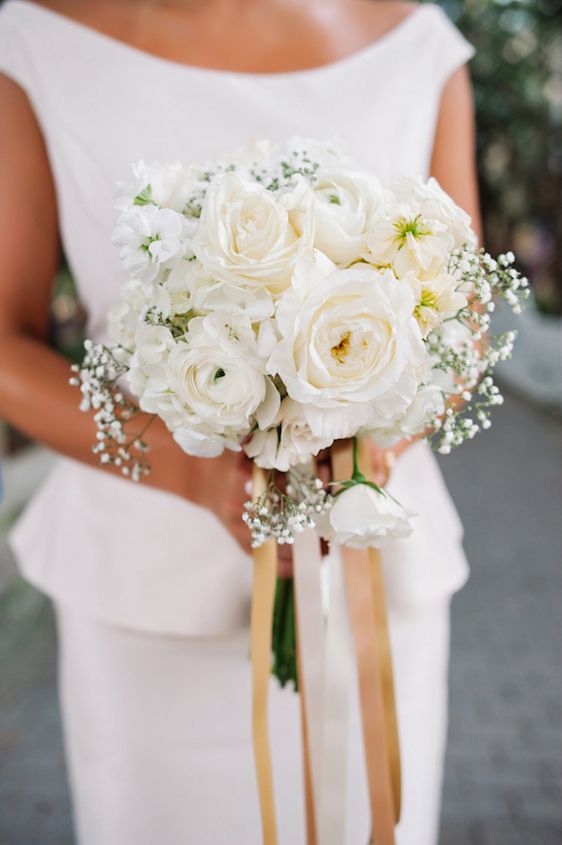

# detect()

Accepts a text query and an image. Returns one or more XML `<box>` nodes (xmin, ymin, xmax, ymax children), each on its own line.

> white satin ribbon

<box><xmin>318</xmin><ymin>546</ymin><xmax>354</xmax><ymax>845</ymax></box>
<box><xmin>293</xmin><ymin>532</ymin><xmax>355</xmax><ymax>845</ymax></box>
<box><xmin>293</xmin><ymin>528</ymin><xmax>326</xmax><ymax>834</ymax></box>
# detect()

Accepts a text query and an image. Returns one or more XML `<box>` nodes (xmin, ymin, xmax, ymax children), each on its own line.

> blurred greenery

<box><xmin>429</xmin><ymin>0</ymin><xmax>562</xmax><ymax>313</ymax></box>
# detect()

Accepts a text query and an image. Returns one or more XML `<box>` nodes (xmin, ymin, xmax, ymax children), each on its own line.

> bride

<box><xmin>0</xmin><ymin>1</ymin><xmax>481</xmax><ymax>843</ymax></box>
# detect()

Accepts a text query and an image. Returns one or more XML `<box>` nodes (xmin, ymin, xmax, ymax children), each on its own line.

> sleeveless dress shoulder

<box><xmin>0</xmin><ymin>0</ymin><xmax>474</xmax><ymax>633</ymax></box>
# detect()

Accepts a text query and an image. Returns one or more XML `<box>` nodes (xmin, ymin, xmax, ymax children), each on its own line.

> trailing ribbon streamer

<box><xmin>357</xmin><ymin>438</ymin><xmax>402</xmax><ymax>823</ymax></box>
<box><xmin>318</xmin><ymin>547</ymin><xmax>354</xmax><ymax>845</ymax></box>
<box><xmin>251</xmin><ymin>464</ymin><xmax>279</xmax><ymax>845</ymax></box>
<box><xmin>332</xmin><ymin>440</ymin><xmax>401</xmax><ymax>844</ymax></box>
<box><xmin>297</xmin><ymin>612</ymin><xmax>318</xmax><ymax>845</ymax></box>
<box><xmin>293</xmin><ymin>528</ymin><xmax>326</xmax><ymax>838</ymax></box>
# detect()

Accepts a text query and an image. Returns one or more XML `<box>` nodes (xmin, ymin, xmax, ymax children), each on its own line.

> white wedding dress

<box><xmin>0</xmin><ymin>2</ymin><xmax>474</xmax><ymax>843</ymax></box>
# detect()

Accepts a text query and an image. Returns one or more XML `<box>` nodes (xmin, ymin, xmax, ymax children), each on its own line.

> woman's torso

<box><xmin>1</xmin><ymin>0</ymin><xmax>473</xmax><ymax>632</ymax></box>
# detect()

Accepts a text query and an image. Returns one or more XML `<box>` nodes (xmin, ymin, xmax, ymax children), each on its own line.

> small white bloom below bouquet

<box><xmin>72</xmin><ymin>138</ymin><xmax>527</xmax><ymax>683</ymax></box>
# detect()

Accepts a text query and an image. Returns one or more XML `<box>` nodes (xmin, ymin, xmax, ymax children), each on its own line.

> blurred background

<box><xmin>0</xmin><ymin>0</ymin><xmax>561</xmax><ymax>843</ymax></box>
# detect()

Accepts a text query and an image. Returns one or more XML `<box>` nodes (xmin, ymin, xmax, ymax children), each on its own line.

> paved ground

<box><xmin>0</xmin><ymin>391</ymin><xmax>560</xmax><ymax>845</ymax></box>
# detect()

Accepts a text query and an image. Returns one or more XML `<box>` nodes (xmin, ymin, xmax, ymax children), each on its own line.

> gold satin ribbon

<box><xmin>332</xmin><ymin>440</ymin><xmax>402</xmax><ymax>842</ymax></box>
<box><xmin>251</xmin><ymin>465</ymin><xmax>279</xmax><ymax>845</ymax></box>
<box><xmin>358</xmin><ymin>438</ymin><xmax>402</xmax><ymax>822</ymax></box>
<box><xmin>251</xmin><ymin>441</ymin><xmax>401</xmax><ymax>845</ymax></box>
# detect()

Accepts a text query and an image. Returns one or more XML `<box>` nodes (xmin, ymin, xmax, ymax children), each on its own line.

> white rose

<box><xmin>325</xmin><ymin>483</ymin><xmax>414</xmax><ymax>549</ymax></box>
<box><xmin>193</xmin><ymin>172</ymin><xmax>313</xmax><ymax>295</ymax></box>
<box><xmin>312</xmin><ymin>168</ymin><xmax>385</xmax><ymax>266</ymax></box>
<box><xmin>367</xmin><ymin>384</ymin><xmax>445</xmax><ymax>446</ymax></box>
<box><xmin>364</xmin><ymin>176</ymin><xmax>476</xmax><ymax>280</ymax></box>
<box><xmin>269</xmin><ymin>263</ymin><xmax>426</xmax><ymax>422</ymax></box>
<box><xmin>112</xmin><ymin>205</ymin><xmax>188</xmax><ymax>283</ymax></box>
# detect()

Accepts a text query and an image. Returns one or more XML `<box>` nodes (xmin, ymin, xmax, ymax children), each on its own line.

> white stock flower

<box><xmin>404</xmin><ymin>271</ymin><xmax>468</xmax><ymax>337</ymax></box>
<box><xmin>127</xmin><ymin>324</ymin><xmax>176</xmax><ymax>415</ymax></box>
<box><xmin>269</xmin><ymin>262</ymin><xmax>425</xmax><ymax>422</ymax></box>
<box><xmin>112</xmin><ymin>205</ymin><xmax>188</xmax><ymax>283</ymax></box>
<box><xmin>365</xmin><ymin>176</ymin><xmax>476</xmax><ymax>280</ymax></box>
<box><xmin>107</xmin><ymin>279</ymin><xmax>149</xmax><ymax>349</ymax></box>
<box><xmin>312</xmin><ymin>168</ymin><xmax>385</xmax><ymax>266</ymax></box>
<box><xmin>325</xmin><ymin>483</ymin><xmax>414</xmax><ymax>549</ymax></box>
<box><xmin>367</xmin><ymin>384</ymin><xmax>445</xmax><ymax>446</ymax></box>
<box><xmin>114</xmin><ymin>160</ymin><xmax>202</xmax><ymax>213</ymax></box>
<box><xmin>193</xmin><ymin>172</ymin><xmax>313</xmax><ymax>295</ymax></box>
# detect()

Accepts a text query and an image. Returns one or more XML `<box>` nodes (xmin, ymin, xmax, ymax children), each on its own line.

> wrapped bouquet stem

<box><xmin>71</xmin><ymin>137</ymin><xmax>528</xmax><ymax>843</ymax></box>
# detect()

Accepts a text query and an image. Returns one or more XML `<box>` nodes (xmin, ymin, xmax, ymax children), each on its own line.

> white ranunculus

<box><xmin>404</xmin><ymin>271</ymin><xmax>468</xmax><ymax>337</ymax></box>
<box><xmin>325</xmin><ymin>483</ymin><xmax>414</xmax><ymax>549</ymax></box>
<box><xmin>172</xmin><ymin>425</ymin><xmax>235</xmax><ymax>458</ymax></box>
<box><xmin>111</xmin><ymin>205</ymin><xmax>188</xmax><ymax>283</ymax></box>
<box><xmin>166</xmin><ymin>312</ymin><xmax>279</xmax><ymax>434</ymax></box>
<box><xmin>244</xmin><ymin>397</ymin><xmax>336</xmax><ymax>471</ymax></box>
<box><xmin>367</xmin><ymin>384</ymin><xmax>445</xmax><ymax>446</ymax></box>
<box><xmin>193</xmin><ymin>172</ymin><xmax>313</xmax><ymax>295</ymax></box>
<box><xmin>312</xmin><ymin>168</ymin><xmax>385</xmax><ymax>266</ymax></box>
<box><xmin>269</xmin><ymin>263</ymin><xmax>426</xmax><ymax>422</ymax></box>
<box><xmin>364</xmin><ymin>176</ymin><xmax>476</xmax><ymax>280</ymax></box>
<box><xmin>243</xmin><ymin>427</ymin><xmax>281</xmax><ymax>469</ymax></box>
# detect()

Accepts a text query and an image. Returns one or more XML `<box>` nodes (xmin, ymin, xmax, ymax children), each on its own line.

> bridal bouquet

<box><xmin>71</xmin><ymin>139</ymin><xmax>528</xmax><ymax>840</ymax></box>
<box><xmin>73</xmin><ymin>137</ymin><xmax>527</xmax><ymax>553</ymax></box>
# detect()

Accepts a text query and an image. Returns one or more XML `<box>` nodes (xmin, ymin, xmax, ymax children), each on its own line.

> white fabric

<box><xmin>0</xmin><ymin>0</ymin><xmax>475</xmax><ymax>631</ymax></box>
<box><xmin>55</xmin><ymin>596</ymin><xmax>450</xmax><ymax>845</ymax></box>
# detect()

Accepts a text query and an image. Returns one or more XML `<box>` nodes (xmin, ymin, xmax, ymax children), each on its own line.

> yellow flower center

<box><xmin>331</xmin><ymin>331</ymin><xmax>352</xmax><ymax>363</ymax></box>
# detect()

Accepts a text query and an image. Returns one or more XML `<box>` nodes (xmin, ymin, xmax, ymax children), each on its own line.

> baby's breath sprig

<box><xmin>426</xmin><ymin>246</ymin><xmax>527</xmax><ymax>455</ymax></box>
<box><xmin>69</xmin><ymin>340</ymin><xmax>152</xmax><ymax>482</ymax></box>
<box><xmin>243</xmin><ymin>466</ymin><xmax>332</xmax><ymax>548</ymax></box>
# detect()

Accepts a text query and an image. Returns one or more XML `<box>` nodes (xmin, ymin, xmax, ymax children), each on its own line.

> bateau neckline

<box><xmin>10</xmin><ymin>0</ymin><xmax>429</xmax><ymax>80</ymax></box>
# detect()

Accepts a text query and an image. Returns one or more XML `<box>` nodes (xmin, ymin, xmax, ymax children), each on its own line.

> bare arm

<box><xmin>0</xmin><ymin>76</ymin><xmax>251</xmax><ymax>549</ymax></box>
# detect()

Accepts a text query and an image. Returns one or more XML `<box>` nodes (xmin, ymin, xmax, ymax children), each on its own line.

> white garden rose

<box><xmin>325</xmin><ymin>483</ymin><xmax>414</xmax><ymax>549</ymax></box>
<box><xmin>111</xmin><ymin>204</ymin><xmax>189</xmax><ymax>283</ymax></box>
<box><xmin>193</xmin><ymin>172</ymin><xmax>313</xmax><ymax>295</ymax></box>
<box><xmin>312</xmin><ymin>168</ymin><xmax>385</xmax><ymax>266</ymax></box>
<box><xmin>364</xmin><ymin>176</ymin><xmax>476</xmax><ymax>280</ymax></box>
<box><xmin>269</xmin><ymin>262</ymin><xmax>426</xmax><ymax>422</ymax></box>
<box><xmin>367</xmin><ymin>384</ymin><xmax>445</xmax><ymax>446</ymax></box>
